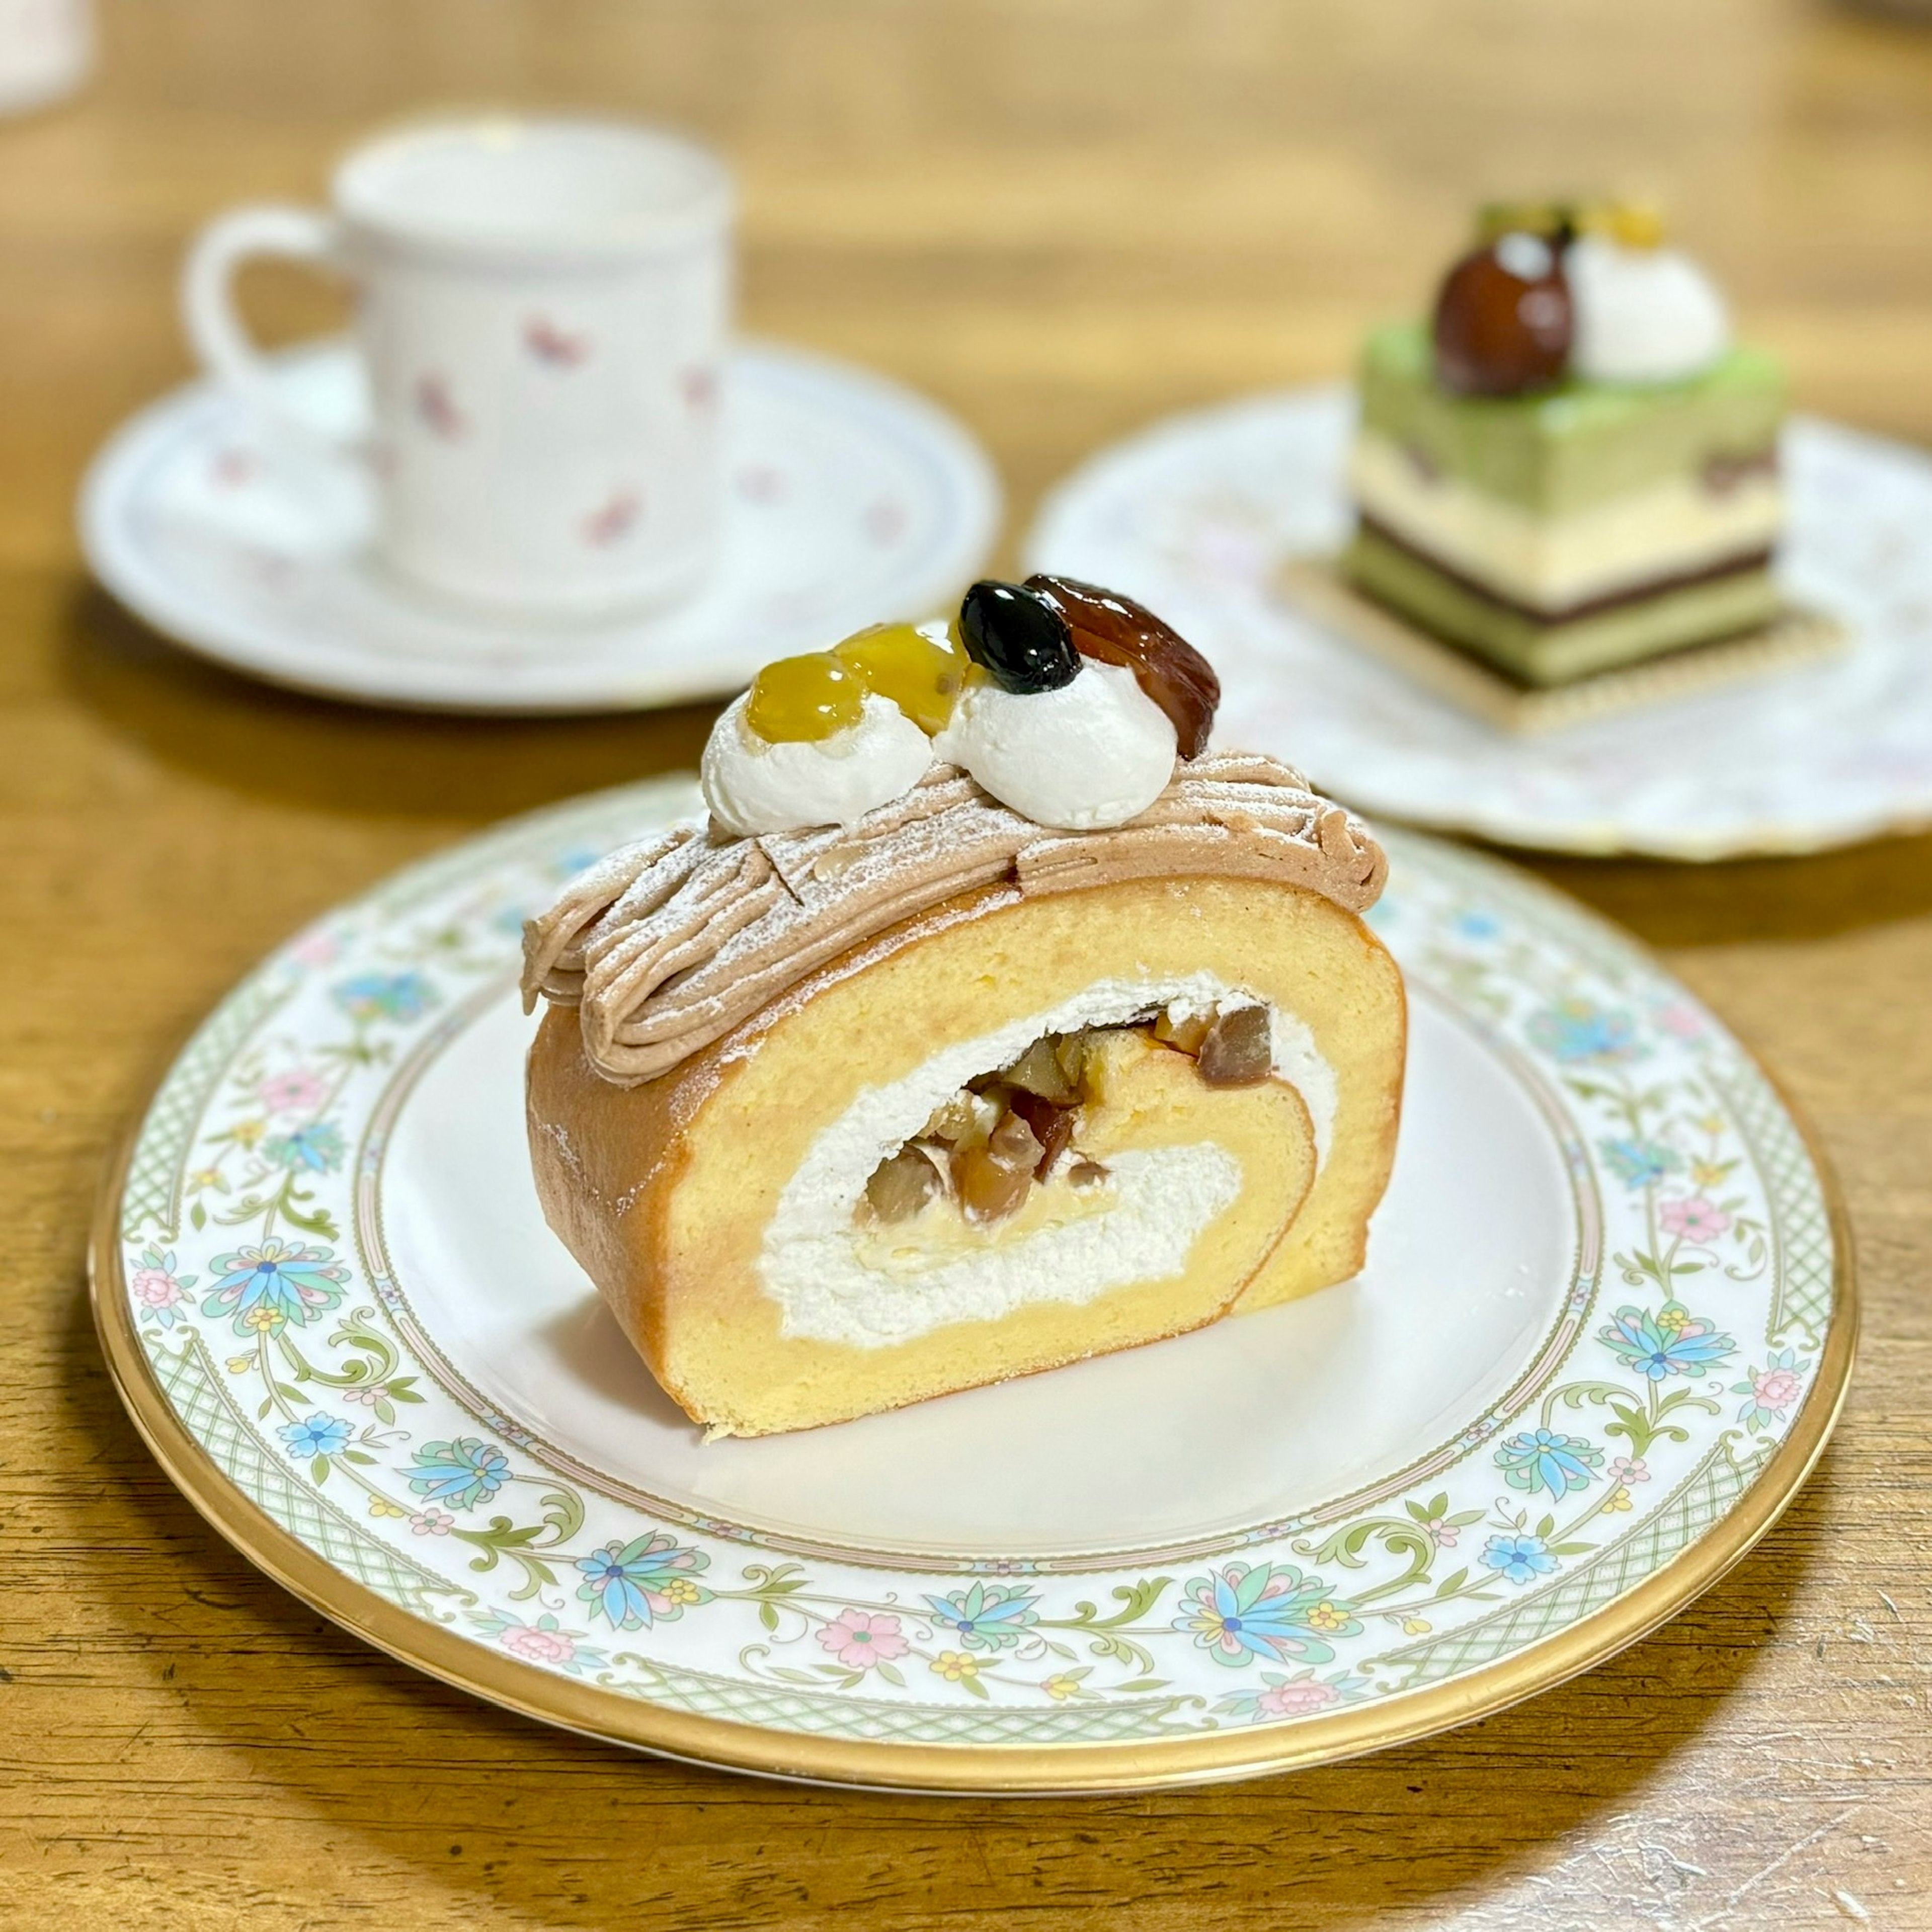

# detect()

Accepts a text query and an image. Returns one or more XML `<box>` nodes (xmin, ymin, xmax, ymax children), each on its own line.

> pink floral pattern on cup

<box><xmin>414</xmin><ymin>374</ymin><xmax>466</xmax><ymax>440</ymax></box>
<box><xmin>524</xmin><ymin>317</ymin><xmax>592</xmax><ymax>368</ymax></box>
<box><xmin>583</xmin><ymin>487</ymin><xmax>643</xmax><ymax>548</ymax></box>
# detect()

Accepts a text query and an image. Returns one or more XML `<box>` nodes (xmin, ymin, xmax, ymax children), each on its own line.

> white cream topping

<box><xmin>932</xmin><ymin>660</ymin><xmax>1177</xmax><ymax>831</ymax></box>
<box><xmin>701</xmin><ymin>691</ymin><xmax>935</xmax><ymax>837</ymax></box>
<box><xmin>758</xmin><ymin>974</ymin><xmax>1336</xmax><ymax>1348</ymax></box>
<box><xmin>1565</xmin><ymin>236</ymin><xmax>1731</xmax><ymax>386</ymax></box>
<box><xmin>1351</xmin><ymin>431</ymin><xmax>1780</xmax><ymax>607</ymax></box>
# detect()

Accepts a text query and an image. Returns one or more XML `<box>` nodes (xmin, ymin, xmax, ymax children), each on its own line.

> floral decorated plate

<box><xmin>93</xmin><ymin>780</ymin><xmax>1854</xmax><ymax>1792</ymax></box>
<box><xmin>1026</xmin><ymin>386</ymin><xmax>1932</xmax><ymax>859</ymax></box>
<box><xmin>79</xmin><ymin>339</ymin><xmax>999</xmax><ymax>714</ymax></box>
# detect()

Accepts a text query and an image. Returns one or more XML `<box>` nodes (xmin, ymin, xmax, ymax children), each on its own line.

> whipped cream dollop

<box><xmin>1566</xmin><ymin>236</ymin><xmax>1730</xmax><ymax>385</ymax></box>
<box><xmin>933</xmin><ymin>659</ymin><xmax>1177</xmax><ymax>830</ymax></box>
<box><xmin>702</xmin><ymin>691</ymin><xmax>934</xmax><ymax>836</ymax></box>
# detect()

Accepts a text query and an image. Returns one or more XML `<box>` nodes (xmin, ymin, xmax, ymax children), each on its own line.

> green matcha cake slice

<box><xmin>1336</xmin><ymin>206</ymin><xmax>1790</xmax><ymax>688</ymax></box>
<box><xmin>1349</xmin><ymin>323</ymin><xmax>1784</xmax><ymax>617</ymax></box>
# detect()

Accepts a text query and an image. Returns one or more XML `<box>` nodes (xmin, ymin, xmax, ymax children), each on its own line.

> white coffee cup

<box><xmin>183</xmin><ymin>115</ymin><xmax>735</xmax><ymax>617</ymax></box>
<box><xmin>0</xmin><ymin>0</ymin><xmax>92</xmax><ymax>116</ymax></box>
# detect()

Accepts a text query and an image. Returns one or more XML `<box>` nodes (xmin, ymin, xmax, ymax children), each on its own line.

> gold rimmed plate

<box><xmin>92</xmin><ymin>779</ymin><xmax>1855</xmax><ymax>1791</ymax></box>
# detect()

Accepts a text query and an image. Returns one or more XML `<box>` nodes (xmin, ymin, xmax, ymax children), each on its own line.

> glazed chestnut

<box><xmin>957</xmin><ymin>580</ymin><xmax>1081</xmax><ymax>693</ymax></box>
<box><xmin>1431</xmin><ymin>232</ymin><xmax>1573</xmax><ymax>398</ymax></box>
<box><xmin>1023</xmin><ymin>574</ymin><xmax>1220</xmax><ymax>758</ymax></box>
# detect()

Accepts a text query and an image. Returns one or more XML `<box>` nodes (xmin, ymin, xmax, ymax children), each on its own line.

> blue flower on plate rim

<box><xmin>201</xmin><ymin>1239</ymin><xmax>350</xmax><ymax>1336</ymax></box>
<box><xmin>333</xmin><ymin>972</ymin><xmax>435</xmax><ymax>1024</ymax></box>
<box><xmin>1481</xmin><ymin>1533</ymin><xmax>1559</xmax><ymax>1585</ymax></box>
<box><xmin>1527</xmin><ymin>999</ymin><xmax>1644</xmax><ymax>1066</ymax></box>
<box><xmin>405</xmin><ymin>1437</ymin><xmax>510</xmax><ymax>1510</ymax></box>
<box><xmin>575</xmin><ymin>1534</ymin><xmax>712</xmax><ymax>1631</ymax></box>
<box><xmin>1495</xmin><ymin>1427</ymin><xmax>1604</xmax><ymax>1499</ymax></box>
<box><xmin>1174</xmin><ymin>1561</ymin><xmax>1359</xmax><ymax>1667</ymax></box>
<box><xmin>1600</xmin><ymin>1137</ymin><xmax>1681</xmax><ymax>1189</ymax></box>
<box><xmin>279</xmin><ymin>1412</ymin><xmax>352</xmax><ymax>1460</ymax></box>
<box><xmin>263</xmin><ymin>1119</ymin><xmax>348</xmax><ymax>1174</ymax></box>
<box><xmin>922</xmin><ymin>1582</ymin><xmax>1040</xmax><ymax>1653</ymax></box>
<box><xmin>1600</xmin><ymin>1302</ymin><xmax>1735</xmax><ymax>1382</ymax></box>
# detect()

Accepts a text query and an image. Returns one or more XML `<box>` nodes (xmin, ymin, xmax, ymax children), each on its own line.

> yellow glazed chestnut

<box><xmin>833</xmin><ymin>621</ymin><xmax>971</xmax><ymax>736</ymax></box>
<box><xmin>744</xmin><ymin>652</ymin><xmax>867</xmax><ymax>744</ymax></box>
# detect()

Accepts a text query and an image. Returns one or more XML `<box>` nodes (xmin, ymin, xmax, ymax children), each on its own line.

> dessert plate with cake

<box><xmin>94</xmin><ymin>584</ymin><xmax>1852</xmax><ymax>1790</ymax></box>
<box><xmin>1028</xmin><ymin>203</ymin><xmax>1932</xmax><ymax>858</ymax></box>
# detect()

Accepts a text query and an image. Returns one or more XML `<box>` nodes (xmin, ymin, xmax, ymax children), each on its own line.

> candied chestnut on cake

<box><xmin>1431</xmin><ymin>221</ymin><xmax>1575</xmax><ymax>400</ymax></box>
<box><xmin>523</xmin><ymin>582</ymin><xmax>1405</xmax><ymax>1437</ymax></box>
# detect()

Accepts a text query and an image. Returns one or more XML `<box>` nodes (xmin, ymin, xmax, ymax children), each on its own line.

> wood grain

<box><xmin>3</xmin><ymin>0</ymin><xmax>1930</xmax><ymax>1924</ymax></box>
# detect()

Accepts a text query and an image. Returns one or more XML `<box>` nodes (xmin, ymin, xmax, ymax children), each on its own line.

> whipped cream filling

<box><xmin>759</xmin><ymin>974</ymin><xmax>1336</xmax><ymax>1348</ymax></box>
<box><xmin>701</xmin><ymin>691</ymin><xmax>933</xmax><ymax>837</ymax></box>
<box><xmin>932</xmin><ymin>660</ymin><xmax>1177</xmax><ymax>831</ymax></box>
<box><xmin>1566</xmin><ymin>236</ymin><xmax>1731</xmax><ymax>386</ymax></box>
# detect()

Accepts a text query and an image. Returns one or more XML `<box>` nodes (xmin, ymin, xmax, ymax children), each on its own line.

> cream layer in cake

<box><xmin>1350</xmin><ymin>430</ymin><xmax>1781</xmax><ymax>612</ymax></box>
<box><xmin>763</xmin><ymin>973</ymin><xmax>1335</xmax><ymax>1349</ymax></box>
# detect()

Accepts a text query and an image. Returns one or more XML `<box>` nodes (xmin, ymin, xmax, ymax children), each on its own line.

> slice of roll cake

<box><xmin>523</xmin><ymin>579</ymin><xmax>1405</xmax><ymax>1435</ymax></box>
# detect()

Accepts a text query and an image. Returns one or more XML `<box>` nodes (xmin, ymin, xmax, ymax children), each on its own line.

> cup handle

<box><xmin>181</xmin><ymin>204</ymin><xmax>356</xmax><ymax>453</ymax></box>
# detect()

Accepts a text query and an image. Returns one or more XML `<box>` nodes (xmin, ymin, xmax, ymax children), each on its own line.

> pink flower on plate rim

<box><xmin>1256</xmin><ymin>1679</ymin><xmax>1342</xmax><ymax>1719</ymax></box>
<box><xmin>289</xmin><ymin>930</ymin><xmax>341</xmax><ymax>968</ymax></box>
<box><xmin>502</xmin><ymin>1624</ymin><xmax>577</xmax><ymax>1665</ymax></box>
<box><xmin>1753</xmin><ymin>1365</ymin><xmax>1803</xmax><ymax>1412</ymax></box>
<box><xmin>130</xmin><ymin>1267</ymin><xmax>186</xmax><ymax>1309</ymax></box>
<box><xmin>1659</xmin><ymin>1196</ymin><xmax>1731</xmax><ymax>1244</ymax></box>
<box><xmin>816</xmin><ymin>1608</ymin><xmax>910</xmax><ymax>1671</ymax></box>
<box><xmin>1654</xmin><ymin>1003</ymin><xmax>1707</xmax><ymax>1041</ymax></box>
<box><xmin>259</xmin><ymin>1069</ymin><xmax>327</xmax><ymax>1115</ymax></box>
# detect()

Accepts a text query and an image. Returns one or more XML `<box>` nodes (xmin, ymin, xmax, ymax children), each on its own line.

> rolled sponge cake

<box><xmin>528</xmin><ymin>872</ymin><xmax>1403</xmax><ymax>1437</ymax></box>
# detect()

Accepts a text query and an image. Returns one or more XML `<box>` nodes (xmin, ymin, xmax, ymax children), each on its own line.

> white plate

<box><xmin>95</xmin><ymin>779</ymin><xmax>1853</xmax><ymax>1790</ymax></box>
<box><xmin>1026</xmin><ymin>386</ymin><xmax>1932</xmax><ymax>859</ymax></box>
<box><xmin>79</xmin><ymin>340</ymin><xmax>1000</xmax><ymax>713</ymax></box>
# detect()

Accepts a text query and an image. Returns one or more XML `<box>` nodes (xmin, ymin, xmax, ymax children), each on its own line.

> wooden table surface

<box><xmin>5</xmin><ymin>1</ymin><xmax>1931</xmax><ymax>1924</ymax></box>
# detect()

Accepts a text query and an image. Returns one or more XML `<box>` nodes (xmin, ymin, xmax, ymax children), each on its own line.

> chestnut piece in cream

<box><xmin>1431</xmin><ymin>231</ymin><xmax>1574</xmax><ymax>398</ymax></box>
<box><xmin>1023</xmin><ymin>574</ymin><xmax>1221</xmax><ymax>759</ymax></box>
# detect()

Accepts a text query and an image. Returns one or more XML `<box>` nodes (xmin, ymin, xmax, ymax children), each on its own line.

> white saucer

<box><xmin>80</xmin><ymin>340</ymin><xmax>1001</xmax><ymax>713</ymax></box>
<box><xmin>1026</xmin><ymin>386</ymin><xmax>1932</xmax><ymax>860</ymax></box>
